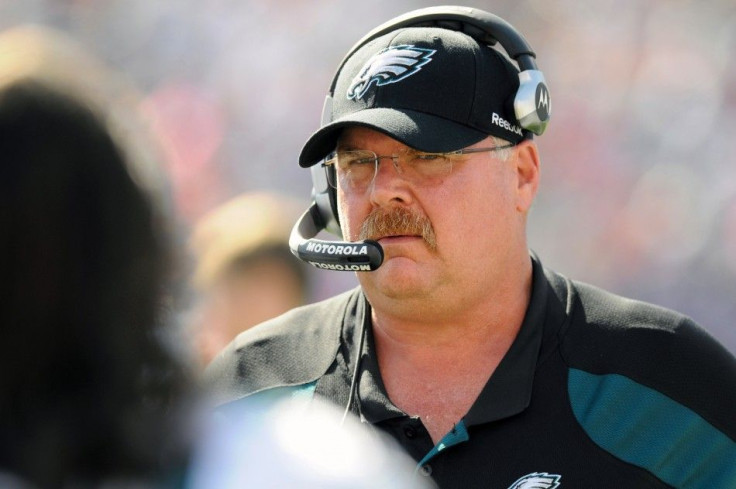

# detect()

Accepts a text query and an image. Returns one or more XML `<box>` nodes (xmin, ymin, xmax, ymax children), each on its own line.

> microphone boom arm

<box><xmin>289</xmin><ymin>203</ymin><xmax>384</xmax><ymax>271</ymax></box>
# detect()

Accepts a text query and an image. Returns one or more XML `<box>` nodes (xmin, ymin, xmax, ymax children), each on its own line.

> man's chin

<box><xmin>358</xmin><ymin>258</ymin><xmax>430</xmax><ymax>297</ymax></box>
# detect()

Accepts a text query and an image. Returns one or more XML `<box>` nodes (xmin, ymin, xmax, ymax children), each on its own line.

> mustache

<box><xmin>358</xmin><ymin>207</ymin><xmax>437</xmax><ymax>251</ymax></box>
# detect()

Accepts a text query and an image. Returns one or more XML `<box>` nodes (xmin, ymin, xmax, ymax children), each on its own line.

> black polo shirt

<box><xmin>207</xmin><ymin>256</ymin><xmax>736</xmax><ymax>489</ymax></box>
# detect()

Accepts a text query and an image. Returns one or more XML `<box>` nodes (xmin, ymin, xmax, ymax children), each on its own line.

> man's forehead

<box><xmin>336</xmin><ymin>126</ymin><xmax>402</xmax><ymax>149</ymax></box>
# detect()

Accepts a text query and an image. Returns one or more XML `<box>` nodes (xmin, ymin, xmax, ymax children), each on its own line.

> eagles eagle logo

<box><xmin>347</xmin><ymin>45</ymin><xmax>436</xmax><ymax>100</ymax></box>
<box><xmin>507</xmin><ymin>472</ymin><xmax>561</xmax><ymax>489</ymax></box>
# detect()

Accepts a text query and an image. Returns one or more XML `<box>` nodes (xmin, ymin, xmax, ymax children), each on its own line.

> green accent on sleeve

<box><xmin>217</xmin><ymin>381</ymin><xmax>318</xmax><ymax>420</ymax></box>
<box><xmin>568</xmin><ymin>368</ymin><xmax>736</xmax><ymax>488</ymax></box>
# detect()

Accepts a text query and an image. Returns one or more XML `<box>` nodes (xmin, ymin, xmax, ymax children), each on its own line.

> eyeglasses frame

<box><xmin>322</xmin><ymin>143</ymin><xmax>516</xmax><ymax>190</ymax></box>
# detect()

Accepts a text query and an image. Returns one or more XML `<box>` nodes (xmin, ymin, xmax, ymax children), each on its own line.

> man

<box><xmin>207</xmin><ymin>7</ymin><xmax>736</xmax><ymax>489</ymax></box>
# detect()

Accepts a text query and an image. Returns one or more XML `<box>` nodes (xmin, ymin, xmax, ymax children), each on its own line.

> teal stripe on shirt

<box><xmin>217</xmin><ymin>381</ymin><xmax>318</xmax><ymax>420</ymax></box>
<box><xmin>418</xmin><ymin>420</ymin><xmax>469</xmax><ymax>468</ymax></box>
<box><xmin>568</xmin><ymin>368</ymin><xmax>736</xmax><ymax>489</ymax></box>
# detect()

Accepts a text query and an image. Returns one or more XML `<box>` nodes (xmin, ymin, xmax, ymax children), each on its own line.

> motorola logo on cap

<box><xmin>535</xmin><ymin>83</ymin><xmax>550</xmax><ymax>122</ymax></box>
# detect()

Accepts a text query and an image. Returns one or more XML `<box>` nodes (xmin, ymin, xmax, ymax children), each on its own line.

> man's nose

<box><xmin>369</xmin><ymin>154</ymin><xmax>412</xmax><ymax>207</ymax></box>
<box><xmin>372</xmin><ymin>155</ymin><xmax>403</xmax><ymax>186</ymax></box>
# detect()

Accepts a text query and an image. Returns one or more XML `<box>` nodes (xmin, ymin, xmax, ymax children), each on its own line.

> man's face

<box><xmin>334</xmin><ymin>127</ymin><xmax>536</xmax><ymax>317</ymax></box>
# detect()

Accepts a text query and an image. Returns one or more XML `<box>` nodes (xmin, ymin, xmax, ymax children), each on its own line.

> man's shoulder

<box><xmin>203</xmin><ymin>287</ymin><xmax>362</xmax><ymax>406</ymax></box>
<box><xmin>558</xmin><ymin>273</ymin><xmax>732</xmax><ymax>372</ymax></box>
<box><xmin>572</xmin><ymin>278</ymin><xmax>689</xmax><ymax>330</ymax></box>
<box><xmin>546</xmin><ymin>271</ymin><xmax>736</xmax><ymax>486</ymax></box>
<box><xmin>561</xmin><ymin>276</ymin><xmax>729</xmax><ymax>357</ymax></box>
<box><xmin>549</xmin><ymin>269</ymin><xmax>736</xmax><ymax>437</ymax></box>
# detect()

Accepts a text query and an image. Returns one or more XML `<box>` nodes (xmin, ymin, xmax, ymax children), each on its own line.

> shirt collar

<box><xmin>356</xmin><ymin>254</ymin><xmax>551</xmax><ymax>426</ymax></box>
<box><xmin>464</xmin><ymin>254</ymin><xmax>548</xmax><ymax>425</ymax></box>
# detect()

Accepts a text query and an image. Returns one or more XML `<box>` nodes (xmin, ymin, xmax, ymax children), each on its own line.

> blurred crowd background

<box><xmin>2</xmin><ymin>0</ymin><xmax>734</xmax><ymax>355</ymax></box>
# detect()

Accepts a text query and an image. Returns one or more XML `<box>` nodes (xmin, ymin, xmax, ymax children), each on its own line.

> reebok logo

<box><xmin>491</xmin><ymin>112</ymin><xmax>523</xmax><ymax>137</ymax></box>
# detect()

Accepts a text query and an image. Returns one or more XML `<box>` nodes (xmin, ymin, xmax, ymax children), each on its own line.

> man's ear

<box><xmin>514</xmin><ymin>140</ymin><xmax>540</xmax><ymax>213</ymax></box>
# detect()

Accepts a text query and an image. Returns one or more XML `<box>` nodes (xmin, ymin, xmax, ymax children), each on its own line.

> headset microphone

<box><xmin>289</xmin><ymin>202</ymin><xmax>384</xmax><ymax>271</ymax></box>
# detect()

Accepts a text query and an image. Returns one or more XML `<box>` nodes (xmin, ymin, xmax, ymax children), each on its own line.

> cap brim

<box><xmin>298</xmin><ymin>107</ymin><xmax>488</xmax><ymax>167</ymax></box>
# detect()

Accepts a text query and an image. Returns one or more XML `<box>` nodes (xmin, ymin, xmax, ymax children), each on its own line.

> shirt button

<box><xmin>404</xmin><ymin>427</ymin><xmax>417</xmax><ymax>439</ymax></box>
<box><xmin>419</xmin><ymin>464</ymin><xmax>432</xmax><ymax>476</ymax></box>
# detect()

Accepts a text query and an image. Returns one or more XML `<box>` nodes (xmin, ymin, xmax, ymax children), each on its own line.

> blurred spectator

<box><xmin>188</xmin><ymin>191</ymin><xmax>310</xmax><ymax>367</ymax></box>
<box><xmin>0</xmin><ymin>26</ymin><xmax>191</xmax><ymax>488</ymax></box>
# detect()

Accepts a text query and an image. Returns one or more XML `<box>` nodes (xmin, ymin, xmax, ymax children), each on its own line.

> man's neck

<box><xmin>368</xmin><ymin>258</ymin><xmax>534</xmax><ymax>442</ymax></box>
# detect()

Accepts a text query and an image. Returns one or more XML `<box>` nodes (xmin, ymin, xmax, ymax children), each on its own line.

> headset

<box><xmin>290</xmin><ymin>5</ymin><xmax>551</xmax><ymax>271</ymax></box>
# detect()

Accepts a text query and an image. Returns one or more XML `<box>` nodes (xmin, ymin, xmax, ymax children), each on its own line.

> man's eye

<box><xmin>413</xmin><ymin>153</ymin><xmax>446</xmax><ymax>161</ymax></box>
<box><xmin>349</xmin><ymin>157</ymin><xmax>375</xmax><ymax>166</ymax></box>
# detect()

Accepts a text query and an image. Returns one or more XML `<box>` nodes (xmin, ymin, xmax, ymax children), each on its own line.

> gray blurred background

<box><xmin>3</xmin><ymin>0</ymin><xmax>734</xmax><ymax>354</ymax></box>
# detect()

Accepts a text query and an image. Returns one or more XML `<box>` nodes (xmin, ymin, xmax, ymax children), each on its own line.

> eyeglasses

<box><xmin>323</xmin><ymin>144</ymin><xmax>515</xmax><ymax>192</ymax></box>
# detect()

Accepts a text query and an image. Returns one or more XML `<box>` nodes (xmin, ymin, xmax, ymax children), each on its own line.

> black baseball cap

<box><xmin>299</xmin><ymin>26</ymin><xmax>526</xmax><ymax>167</ymax></box>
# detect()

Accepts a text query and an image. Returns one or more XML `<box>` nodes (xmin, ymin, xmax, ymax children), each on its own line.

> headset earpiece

<box><xmin>515</xmin><ymin>69</ymin><xmax>551</xmax><ymax>136</ymax></box>
<box><xmin>310</xmin><ymin>160</ymin><xmax>340</xmax><ymax>236</ymax></box>
<box><xmin>311</xmin><ymin>94</ymin><xmax>342</xmax><ymax>235</ymax></box>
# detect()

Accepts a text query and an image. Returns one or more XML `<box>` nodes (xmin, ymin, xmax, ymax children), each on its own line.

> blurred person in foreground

<box><xmin>0</xmin><ymin>26</ymin><xmax>191</xmax><ymax>488</ymax></box>
<box><xmin>207</xmin><ymin>6</ymin><xmax>736</xmax><ymax>489</ymax></box>
<box><xmin>188</xmin><ymin>192</ymin><xmax>309</xmax><ymax>368</ymax></box>
<box><xmin>0</xmin><ymin>22</ymin><xmax>433</xmax><ymax>489</ymax></box>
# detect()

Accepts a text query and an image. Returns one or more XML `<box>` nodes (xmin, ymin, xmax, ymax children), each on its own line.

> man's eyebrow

<box><xmin>336</xmin><ymin>142</ymin><xmax>361</xmax><ymax>151</ymax></box>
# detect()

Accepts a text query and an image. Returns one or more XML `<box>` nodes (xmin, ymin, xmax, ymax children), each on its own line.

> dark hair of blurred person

<box><xmin>0</xmin><ymin>26</ymin><xmax>191</xmax><ymax>489</ymax></box>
